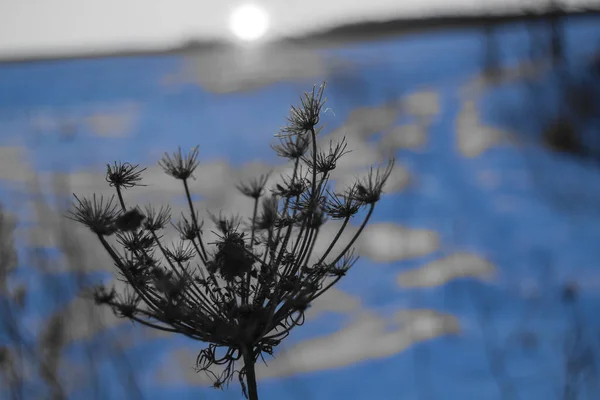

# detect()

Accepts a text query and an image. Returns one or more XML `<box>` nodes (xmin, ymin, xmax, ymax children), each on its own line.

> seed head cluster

<box><xmin>67</xmin><ymin>83</ymin><xmax>394</xmax><ymax>398</ymax></box>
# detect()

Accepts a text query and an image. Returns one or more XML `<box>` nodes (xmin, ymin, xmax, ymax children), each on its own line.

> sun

<box><xmin>228</xmin><ymin>3</ymin><xmax>270</xmax><ymax>42</ymax></box>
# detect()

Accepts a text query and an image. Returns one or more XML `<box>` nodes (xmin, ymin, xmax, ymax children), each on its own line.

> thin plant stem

<box><xmin>182</xmin><ymin>179</ymin><xmax>208</xmax><ymax>262</ymax></box>
<box><xmin>242</xmin><ymin>346</ymin><xmax>259</xmax><ymax>400</ymax></box>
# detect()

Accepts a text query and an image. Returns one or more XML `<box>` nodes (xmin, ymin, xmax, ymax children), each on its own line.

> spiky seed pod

<box><xmin>67</xmin><ymin>194</ymin><xmax>120</xmax><ymax>236</ymax></box>
<box><xmin>272</xmin><ymin>175</ymin><xmax>308</xmax><ymax>198</ymax></box>
<box><xmin>301</xmin><ymin>138</ymin><xmax>351</xmax><ymax>174</ymax></box>
<box><xmin>322</xmin><ymin>186</ymin><xmax>364</xmax><ymax>219</ymax></box>
<box><xmin>327</xmin><ymin>250</ymin><xmax>358</xmax><ymax>278</ymax></box>
<box><xmin>236</xmin><ymin>173</ymin><xmax>271</xmax><ymax>199</ymax></box>
<box><xmin>158</xmin><ymin>146</ymin><xmax>200</xmax><ymax>180</ymax></box>
<box><xmin>174</xmin><ymin>211</ymin><xmax>203</xmax><ymax>241</ymax></box>
<box><xmin>271</xmin><ymin>134</ymin><xmax>310</xmax><ymax>159</ymax></box>
<box><xmin>253</xmin><ymin>196</ymin><xmax>279</xmax><ymax>231</ymax></box>
<box><xmin>116</xmin><ymin>230</ymin><xmax>155</xmax><ymax>253</ymax></box>
<box><xmin>209</xmin><ymin>212</ymin><xmax>243</xmax><ymax>235</ymax></box>
<box><xmin>112</xmin><ymin>289</ymin><xmax>141</xmax><ymax>318</ymax></box>
<box><xmin>352</xmin><ymin>159</ymin><xmax>395</xmax><ymax>204</ymax></box>
<box><xmin>164</xmin><ymin>242</ymin><xmax>196</xmax><ymax>263</ymax></box>
<box><xmin>106</xmin><ymin>161</ymin><xmax>146</xmax><ymax>189</ymax></box>
<box><xmin>279</xmin><ymin>83</ymin><xmax>327</xmax><ymax>136</ymax></box>
<box><xmin>144</xmin><ymin>205</ymin><xmax>171</xmax><ymax>231</ymax></box>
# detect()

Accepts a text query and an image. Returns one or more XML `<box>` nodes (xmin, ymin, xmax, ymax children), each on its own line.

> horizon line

<box><xmin>1</xmin><ymin>8</ymin><xmax>599</xmax><ymax>65</ymax></box>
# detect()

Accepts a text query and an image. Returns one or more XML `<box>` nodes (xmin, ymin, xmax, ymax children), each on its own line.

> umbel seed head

<box><xmin>68</xmin><ymin>82</ymin><xmax>395</xmax><ymax>399</ymax></box>
<box><xmin>106</xmin><ymin>161</ymin><xmax>147</xmax><ymax>189</ymax></box>
<box><xmin>236</xmin><ymin>173</ymin><xmax>271</xmax><ymax>199</ymax></box>
<box><xmin>279</xmin><ymin>83</ymin><xmax>327</xmax><ymax>136</ymax></box>
<box><xmin>159</xmin><ymin>146</ymin><xmax>200</xmax><ymax>180</ymax></box>
<box><xmin>66</xmin><ymin>194</ymin><xmax>120</xmax><ymax>236</ymax></box>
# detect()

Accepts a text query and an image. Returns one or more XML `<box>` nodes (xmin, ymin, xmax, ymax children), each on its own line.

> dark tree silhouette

<box><xmin>68</xmin><ymin>83</ymin><xmax>394</xmax><ymax>399</ymax></box>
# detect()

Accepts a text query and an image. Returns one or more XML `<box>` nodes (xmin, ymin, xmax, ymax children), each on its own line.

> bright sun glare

<box><xmin>228</xmin><ymin>3</ymin><xmax>270</xmax><ymax>42</ymax></box>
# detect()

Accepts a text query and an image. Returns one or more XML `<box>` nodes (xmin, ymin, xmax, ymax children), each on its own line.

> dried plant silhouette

<box><xmin>67</xmin><ymin>83</ymin><xmax>394</xmax><ymax>399</ymax></box>
<box><xmin>0</xmin><ymin>183</ymin><xmax>143</xmax><ymax>399</ymax></box>
<box><xmin>468</xmin><ymin>8</ymin><xmax>600</xmax><ymax>399</ymax></box>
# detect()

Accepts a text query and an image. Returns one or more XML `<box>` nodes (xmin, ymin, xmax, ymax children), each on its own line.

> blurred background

<box><xmin>2</xmin><ymin>1</ymin><xmax>600</xmax><ymax>399</ymax></box>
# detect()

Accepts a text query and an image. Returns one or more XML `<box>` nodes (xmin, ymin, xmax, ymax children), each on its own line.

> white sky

<box><xmin>0</xmin><ymin>0</ymin><xmax>597</xmax><ymax>58</ymax></box>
